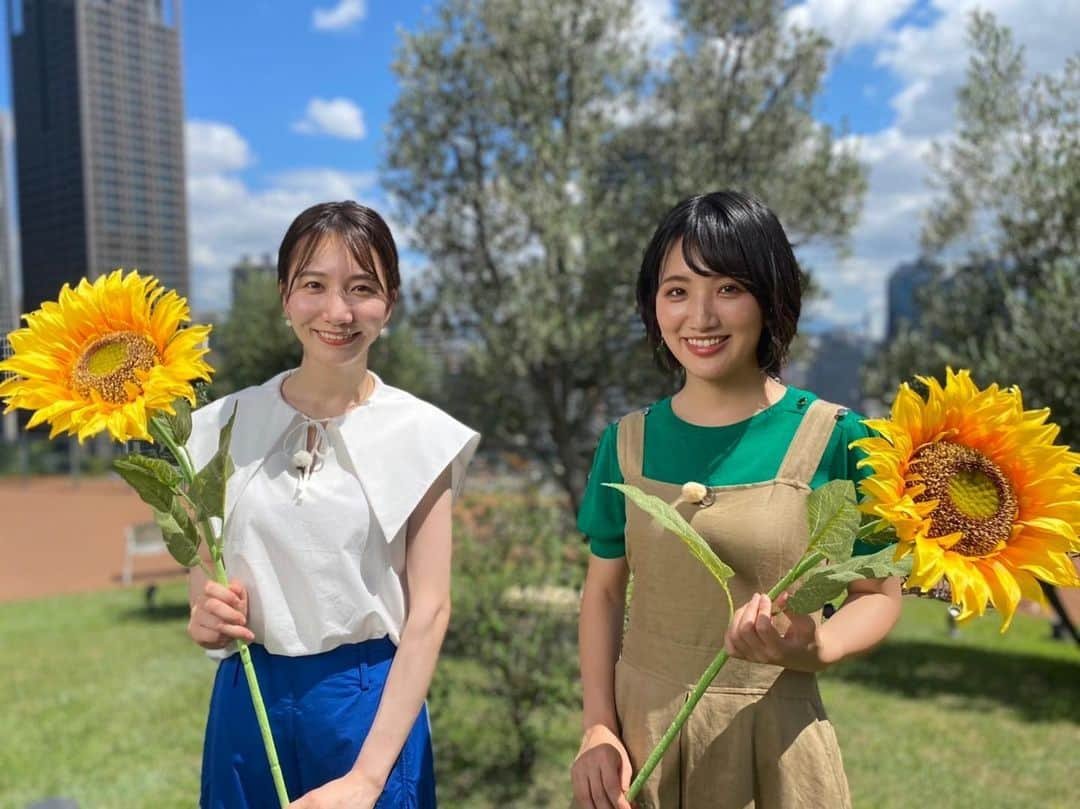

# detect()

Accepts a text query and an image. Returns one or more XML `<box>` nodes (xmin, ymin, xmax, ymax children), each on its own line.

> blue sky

<box><xmin>2</xmin><ymin>0</ymin><xmax>1078</xmax><ymax>336</ymax></box>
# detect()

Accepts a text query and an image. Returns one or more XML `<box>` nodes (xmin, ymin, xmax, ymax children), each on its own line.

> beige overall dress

<box><xmin>613</xmin><ymin>399</ymin><xmax>852</xmax><ymax>809</ymax></box>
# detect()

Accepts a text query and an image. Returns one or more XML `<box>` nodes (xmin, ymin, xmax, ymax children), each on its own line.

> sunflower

<box><xmin>853</xmin><ymin>368</ymin><xmax>1080</xmax><ymax>630</ymax></box>
<box><xmin>0</xmin><ymin>269</ymin><xmax>212</xmax><ymax>443</ymax></box>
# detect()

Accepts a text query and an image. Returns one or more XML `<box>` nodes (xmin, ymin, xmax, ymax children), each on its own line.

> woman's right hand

<box><xmin>571</xmin><ymin>724</ymin><xmax>633</xmax><ymax>809</ymax></box>
<box><xmin>187</xmin><ymin>578</ymin><xmax>254</xmax><ymax>649</ymax></box>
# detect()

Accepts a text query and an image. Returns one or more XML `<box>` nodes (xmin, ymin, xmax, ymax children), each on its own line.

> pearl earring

<box><xmin>284</xmin><ymin>316</ymin><xmax>292</xmax><ymax>327</ymax></box>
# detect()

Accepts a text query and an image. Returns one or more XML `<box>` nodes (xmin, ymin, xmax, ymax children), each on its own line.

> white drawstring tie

<box><xmin>282</xmin><ymin>417</ymin><xmax>331</xmax><ymax>502</ymax></box>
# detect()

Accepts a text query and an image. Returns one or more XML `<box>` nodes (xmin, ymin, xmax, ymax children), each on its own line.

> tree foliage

<box><xmin>866</xmin><ymin>11</ymin><xmax>1080</xmax><ymax>444</ymax></box>
<box><xmin>385</xmin><ymin>0</ymin><xmax>867</xmax><ymax>510</ymax></box>
<box><xmin>432</xmin><ymin>495</ymin><xmax>583</xmax><ymax>805</ymax></box>
<box><xmin>209</xmin><ymin>273</ymin><xmax>301</xmax><ymax>398</ymax></box>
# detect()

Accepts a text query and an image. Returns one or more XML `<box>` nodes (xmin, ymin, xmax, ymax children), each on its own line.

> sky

<box><xmin>2</xmin><ymin>0</ymin><xmax>1078</xmax><ymax>338</ymax></box>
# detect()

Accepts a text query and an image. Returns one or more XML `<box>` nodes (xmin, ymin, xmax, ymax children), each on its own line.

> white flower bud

<box><xmin>292</xmin><ymin>449</ymin><xmax>313</xmax><ymax>470</ymax></box>
<box><xmin>681</xmin><ymin>481</ymin><xmax>708</xmax><ymax>503</ymax></box>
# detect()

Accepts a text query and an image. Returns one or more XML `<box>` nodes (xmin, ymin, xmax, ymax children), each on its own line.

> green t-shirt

<box><xmin>578</xmin><ymin>386</ymin><xmax>878</xmax><ymax>559</ymax></box>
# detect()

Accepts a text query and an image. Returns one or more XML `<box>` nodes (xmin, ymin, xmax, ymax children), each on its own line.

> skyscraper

<box><xmin>231</xmin><ymin>253</ymin><xmax>276</xmax><ymax>308</ymax></box>
<box><xmin>0</xmin><ymin>120</ymin><xmax>15</xmax><ymax>338</ymax></box>
<box><xmin>1</xmin><ymin>126</ymin><xmax>16</xmax><ymax>443</ymax></box>
<box><xmin>885</xmin><ymin>259</ymin><xmax>936</xmax><ymax>341</ymax></box>
<box><xmin>7</xmin><ymin>0</ymin><xmax>189</xmax><ymax>314</ymax></box>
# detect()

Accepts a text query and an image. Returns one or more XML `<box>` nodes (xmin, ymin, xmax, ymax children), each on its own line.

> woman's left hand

<box><xmin>723</xmin><ymin>592</ymin><xmax>830</xmax><ymax>672</ymax></box>
<box><xmin>287</xmin><ymin>769</ymin><xmax>383</xmax><ymax>809</ymax></box>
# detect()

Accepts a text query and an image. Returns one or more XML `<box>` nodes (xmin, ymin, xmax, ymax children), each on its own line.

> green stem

<box><xmin>152</xmin><ymin>414</ymin><xmax>290</xmax><ymax>808</ymax></box>
<box><xmin>209</xmin><ymin>554</ymin><xmax>290</xmax><ymax>808</ymax></box>
<box><xmin>857</xmin><ymin>518</ymin><xmax>886</xmax><ymax>540</ymax></box>
<box><xmin>151</xmin><ymin>419</ymin><xmax>222</xmax><ymax>575</ymax></box>
<box><xmin>625</xmin><ymin>550</ymin><xmax>826</xmax><ymax>802</ymax></box>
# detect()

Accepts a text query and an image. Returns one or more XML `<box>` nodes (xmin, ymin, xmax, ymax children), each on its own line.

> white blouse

<box><xmin>186</xmin><ymin>371</ymin><xmax>480</xmax><ymax>658</ymax></box>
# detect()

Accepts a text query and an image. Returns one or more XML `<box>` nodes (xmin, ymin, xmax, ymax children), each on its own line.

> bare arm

<box><xmin>572</xmin><ymin>554</ymin><xmax>632</xmax><ymax>809</ymax></box>
<box><xmin>579</xmin><ymin>555</ymin><xmax>629</xmax><ymax>732</ymax></box>
<box><xmin>817</xmin><ymin>576</ymin><xmax>903</xmax><ymax>664</ymax></box>
<box><xmin>291</xmin><ymin>466</ymin><xmax>454</xmax><ymax>808</ymax></box>
<box><xmin>356</xmin><ymin>465</ymin><xmax>453</xmax><ymax>782</ymax></box>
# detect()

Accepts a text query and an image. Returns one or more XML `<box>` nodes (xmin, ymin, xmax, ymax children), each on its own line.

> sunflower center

<box><xmin>72</xmin><ymin>332</ymin><xmax>160</xmax><ymax>404</ymax></box>
<box><xmin>908</xmin><ymin>441</ymin><xmax>1018</xmax><ymax>557</ymax></box>
<box><xmin>947</xmin><ymin>469</ymin><xmax>1000</xmax><ymax>520</ymax></box>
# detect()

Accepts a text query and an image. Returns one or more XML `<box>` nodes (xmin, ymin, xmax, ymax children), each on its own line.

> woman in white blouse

<box><xmin>186</xmin><ymin>201</ymin><xmax>480</xmax><ymax>809</ymax></box>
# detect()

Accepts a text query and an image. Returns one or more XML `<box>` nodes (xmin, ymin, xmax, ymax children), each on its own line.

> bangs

<box><xmin>285</xmin><ymin>228</ymin><xmax>386</xmax><ymax>295</ymax></box>
<box><xmin>677</xmin><ymin>211</ymin><xmax>757</xmax><ymax>291</ymax></box>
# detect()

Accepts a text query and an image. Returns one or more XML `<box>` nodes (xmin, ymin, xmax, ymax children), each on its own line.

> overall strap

<box><xmin>776</xmin><ymin>399</ymin><xmax>845</xmax><ymax>486</ymax></box>
<box><xmin>616</xmin><ymin>410</ymin><xmax>646</xmax><ymax>481</ymax></box>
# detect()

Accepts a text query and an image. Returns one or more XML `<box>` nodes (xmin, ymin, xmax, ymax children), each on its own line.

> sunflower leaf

<box><xmin>148</xmin><ymin>414</ymin><xmax>177</xmax><ymax>450</ymax></box>
<box><xmin>162</xmin><ymin>398</ymin><xmax>193</xmax><ymax>446</ymax></box>
<box><xmin>189</xmin><ymin>403</ymin><xmax>238</xmax><ymax>520</ymax></box>
<box><xmin>805</xmin><ymin>479</ymin><xmax>861</xmax><ymax>562</ymax></box>
<box><xmin>605</xmin><ymin>483</ymin><xmax>735</xmax><ymax>585</ymax></box>
<box><xmin>786</xmin><ymin>545</ymin><xmax>912</xmax><ymax>614</ymax></box>
<box><xmin>152</xmin><ymin>497</ymin><xmax>201</xmax><ymax>568</ymax></box>
<box><xmin>113</xmin><ymin>455</ymin><xmax>181</xmax><ymax>513</ymax></box>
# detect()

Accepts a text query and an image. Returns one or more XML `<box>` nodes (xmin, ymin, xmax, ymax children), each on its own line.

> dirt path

<box><xmin>0</xmin><ymin>475</ymin><xmax>185</xmax><ymax>603</ymax></box>
<box><xmin>2</xmin><ymin>475</ymin><xmax>1078</xmax><ymax>630</ymax></box>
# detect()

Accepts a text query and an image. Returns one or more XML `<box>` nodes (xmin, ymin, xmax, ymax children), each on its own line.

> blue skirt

<box><xmin>200</xmin><ymin>637</ymin><xmax>437</xmax><ymax>808</ymax></box>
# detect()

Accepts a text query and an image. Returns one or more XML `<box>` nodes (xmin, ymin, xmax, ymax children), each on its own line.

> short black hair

<box><xmin>636</xmin><ymin>190</ymin><xmax>803</xmax><ymax>376</ymax></box>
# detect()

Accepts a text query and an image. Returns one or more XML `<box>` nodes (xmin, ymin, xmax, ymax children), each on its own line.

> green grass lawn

<box><xmin>2</xmin><ymin>583</ymin><xmax>1077</xmax><ymax>808</ymax></box>
<box><xmin>0</xmin><ymin>583</ymin><xmax>208</xmax><ymax>808</ymax></box>
<box><xmin>825</xmin><ymin>598</ymin><xmax>1080</xmax><ymax>809</ymax></box>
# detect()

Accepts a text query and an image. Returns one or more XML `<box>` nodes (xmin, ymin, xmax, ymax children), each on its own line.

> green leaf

<box><xmin>148</xmin><ymin>418</ymin><xmax>172</xmax><ymax>448</ymax></box>
<box><xmin>113</xmin><ymin>455</ymin><xmax>180</xmax><ymax>513</ymax></box>
<box><xmin>189</xmin><ymin>403</ymin><xmax>238</xmax><ymax>520</ymax></box>
<box><xmin>152</xmin><ymin>497</ymin><xmax>201</xmax><ymax>568</ymax></box>
<box><xmin>115</xmin><ymin>453</ymin><xmax>181</xmax><ymax>488</ymax></box>
<box><xmin>805</xmin><ymin>479</ymin><xmax>861</xmax><ymax>562</ymax></box>
<box><xmin>162</xmin><ymin>398</ymin><xmax>193</xmax><ymax>446</ymax></box>
<box><xmin>605</xmin><ymin>483</ymin><xmax>735</xmax><ymax>585</ymax></box>
<box><xmin>787</xmin><ymin>545</ymin><xmax>913</xmax><ymax>615</ymax></box>
<box><xmin>147</xmin><ymin>399</ymin><xmax>193</xmax><ymax>457</ymax></box>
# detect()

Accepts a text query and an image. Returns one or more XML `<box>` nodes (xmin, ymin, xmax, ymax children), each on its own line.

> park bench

<box><xmin>121</xmin><ymin>520</ymin><xmax>167</xmax><ymax>586</ymax></box>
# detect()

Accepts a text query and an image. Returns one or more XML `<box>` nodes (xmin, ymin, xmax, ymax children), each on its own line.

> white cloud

<box><xmin>291</xmin><ymin>97</ymin><xmax>367</xmax><ymax>140</ymax></box>
<box><xmin>876</xmin><ymin>0</ymin><xmax>1080</xmax><ymax>135</ymax></box>
<box><xmin>185</xmin><ymin>120</ymin><xmax>254</xmax><ymax>175</ymax></box>
<box><xmin>786</xmin><ymin>0</ymin><xmax>916</xmax><ymax>51</ymax></box>
<box><xmin>185</xmin><ymin>120</ymin><xmax>378</xmax><ymax>314</ymax></box>
<box><xmin>800</xmin><ymin>127</ymin><xmax>938</xmax><ymax>338</ymax></box>
<box><xmin>802</xmin><ymin>1</ymin><xmax>1080</xmax><ymax>339</ymax></box>
<box><xmin>312</xmin><ymin>0</ymin><xmax>366</xmax><ymax>32</ymax></box>
<box><xmin>631</xmin><ymin>0</ymin><xmax>679</xmax><ymax>53</ymax></box>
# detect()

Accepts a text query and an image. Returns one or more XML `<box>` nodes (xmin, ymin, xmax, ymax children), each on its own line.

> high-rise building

<box><xmin>785</xmin><ymin>329</ymin><xmax>873</xmax><ymax>413</ymax></box>
<box><xmin>0</xmin><ymin>121</ymin><xmax>15</xmax><ymax>337</ymax></box>
<box><xmin>1</xmin><ymin>127</ymin><xmax>16</xmax><ymax>443</ymax></box>
<box><xmin>231</xmin><ymin>254</ymin><xmax>276</xmax><ymax>308</ymax></box>
<box><xmin>885</xmin><ymin>259</ymin><xmax>936</xmax><ymax>341</ymax></box>
<box><xmin>7</xmin><ymin>0</ymin><xmax>188</xmax><ymax>315</ymax></box>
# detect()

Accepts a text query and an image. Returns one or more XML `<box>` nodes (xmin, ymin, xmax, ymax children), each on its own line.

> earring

<box><xmin>284</xmin><ymin>316</ymin><xmax>292</xmax><ymax>327</ymax></box>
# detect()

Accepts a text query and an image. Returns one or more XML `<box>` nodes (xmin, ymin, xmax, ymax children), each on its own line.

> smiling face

<box><xmin>281</xmin><ymin>234</ymin><xmax>393</xmax><ymax>369</ymax></box>
<box><xmin>655</xmin><ymin>239</ymin><xmax>765</xmax><ymax>384</ymax></box>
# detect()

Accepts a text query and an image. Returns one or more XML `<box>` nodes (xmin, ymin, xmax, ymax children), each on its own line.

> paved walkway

<box><xmin>0</xmin><ymin>475</ymin><xmax>184</xmax><ymax>603</ymax></box>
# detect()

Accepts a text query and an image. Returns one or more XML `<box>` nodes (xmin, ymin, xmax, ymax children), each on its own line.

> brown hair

<box><xmin>278</xmin><ymin>201</ymin><xmax>400</xmax><ymax>302</ymax></box>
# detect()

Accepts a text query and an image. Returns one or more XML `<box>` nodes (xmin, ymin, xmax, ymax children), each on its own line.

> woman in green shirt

<box><xmin>570</xmin><ymin>191</ymin><xmax>902</xmax><ymax>809</ymax></box>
